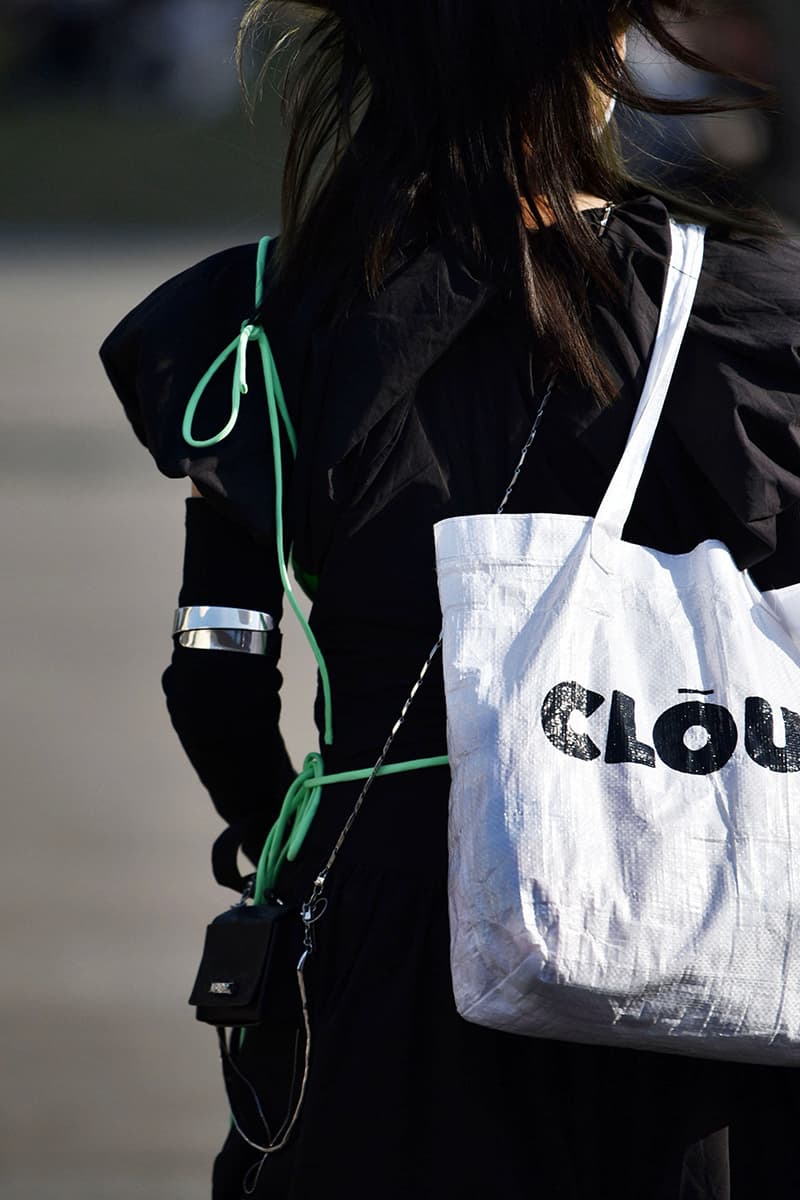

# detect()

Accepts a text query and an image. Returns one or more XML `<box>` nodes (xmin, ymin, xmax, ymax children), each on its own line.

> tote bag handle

<box><xmin>591</xmin><ymin>220</ymin><xmax>706</xmax><ymax>573</ymax></box>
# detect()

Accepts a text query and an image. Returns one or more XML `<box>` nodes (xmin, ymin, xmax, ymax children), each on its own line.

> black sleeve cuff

<box><xmin>164</xmin><ymin>497</ymin><xmax>297</xmax><ymax>865</ymax></box>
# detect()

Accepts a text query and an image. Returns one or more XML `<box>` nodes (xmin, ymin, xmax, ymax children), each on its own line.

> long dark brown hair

<box><xmin>239</xmin><ymin>0</ymin><xmax>773</xmax><ymax>402</ymax></box>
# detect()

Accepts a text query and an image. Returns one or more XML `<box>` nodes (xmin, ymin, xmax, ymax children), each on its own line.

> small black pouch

<box><xmin>189</xmin><ymin>896</ymin><xmax>296</xmax><ymax>1027</ymax></box>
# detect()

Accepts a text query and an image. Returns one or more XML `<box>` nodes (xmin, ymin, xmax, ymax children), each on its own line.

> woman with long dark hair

<box><xmin>102</xmin><ymin>2</ymin><xmax>800</xmax><ymax>1196</ymax></box>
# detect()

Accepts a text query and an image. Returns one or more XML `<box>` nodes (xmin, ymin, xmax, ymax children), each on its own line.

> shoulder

<box><xmin>602</xmin><ymin>195</ymin><xmax>800</xmax><ymax>568</ymax></box>
<box><xmin>667</xmin><ymin>220</ymin><xmax>800</xmax><ymax>569</ymax></box>
<box><xmin>604</xmin><ymin>193</ymin><xmax>800</xmax><ymax>316</ymax></box>
<box><xmin>685</xmin><ymin>221</ymin><xmax>800</xmax><ymax>387</ymax></box>
<box><xmin>604</xmin><ymin>194</ymin><xmax>800</xmax><ymax>382</ymax></box>
<box><xmin>99</xmin><ymin>242</ymin><xmax>261</xmax><ymax>438</ymax></box>
<box><xmin>703</xmin><ymin>224</ymin><xmax>800</xmax><ymax>302</ymax></box>
<box><xmin>695</xmin><ymin>225</ymin><xmax>800</xmax><ymax>349</ymax></box>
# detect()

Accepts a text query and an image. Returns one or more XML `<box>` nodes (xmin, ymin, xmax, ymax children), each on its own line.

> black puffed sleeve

<box><xmin>162</xmin><ymin>498</ymin><xmax>296</xmax><ymax>870</ymax></box>
<box><xmin>99</xmin><ymin>242</ymin><xmax>286</xmax><ymax>540</ymax></box>
<box><xmin>100</xmin><ymin>242</ymin><xmax>303</xmax><ymax>880</ymax></box>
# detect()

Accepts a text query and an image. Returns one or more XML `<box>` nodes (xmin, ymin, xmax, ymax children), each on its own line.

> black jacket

<box><xmin>101</xmin><ymin>194</ymin><xmax>800</xmax><ymax>1200</ymax></box>
<box><xmin>101</xmin><ymin>195</ymin><xmax>800</xmax><ymax>866</ymax></box>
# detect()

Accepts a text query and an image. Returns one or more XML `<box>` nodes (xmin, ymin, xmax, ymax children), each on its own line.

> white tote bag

<box><xmin>434</xmin><ymin>221</ymin><xmax>800</xmax><ymax>1064</ymax></box>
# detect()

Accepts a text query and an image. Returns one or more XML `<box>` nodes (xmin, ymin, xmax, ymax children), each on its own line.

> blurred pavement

<box><xmin>0</xmin><ymin>232</ymin><xmax>316</xmax><ymax>1199</ymax></box>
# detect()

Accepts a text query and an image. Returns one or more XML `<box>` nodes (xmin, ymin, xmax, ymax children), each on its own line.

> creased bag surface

<box><xmin>435</xmin><ymin>223</ymin><xmax>800</xmax><ymax>1064</ymax></box>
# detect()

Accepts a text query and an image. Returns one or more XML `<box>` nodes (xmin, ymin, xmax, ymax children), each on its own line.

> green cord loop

<box><xmin>181</xmin><ymin>330</ymin><xmax>243</xmax><ymax>449</ymax></box>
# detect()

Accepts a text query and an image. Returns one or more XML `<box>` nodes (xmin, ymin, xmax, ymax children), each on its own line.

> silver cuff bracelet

<box><xmin>172</xmin><ymin>606</ymin><xmax>275</xmax><ymax>656</ymax></box>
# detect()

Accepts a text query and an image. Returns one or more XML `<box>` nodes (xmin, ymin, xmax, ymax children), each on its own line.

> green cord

<box><xmin>182</xmin><ymin>235</ymin><xmax>449</xmax><ymax>892</ymax></box>
<box><xmin>255</xmin><ymin>236</ymin><xmax>270</xmax><ymax>309</ymax></box>
<box><xmin>259</xmin><ymin>320</ymin><xmax>333</xmax><ymax>745</ymax></box>
<box><xmin>182</xmin><ymin>236</ymin><xmax>332</xmax><ymax>743</ymax></box>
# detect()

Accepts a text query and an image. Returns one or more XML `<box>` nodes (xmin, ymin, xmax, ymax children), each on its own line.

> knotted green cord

<box><xmin>182</xmin><ymin>236</ymin><xmax>449</xmax><ymax>897</ymax></box>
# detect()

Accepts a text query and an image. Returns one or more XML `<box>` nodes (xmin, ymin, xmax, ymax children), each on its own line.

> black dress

<box><xmin>101</xmin><ymin>195</ymin><xmax>800</xmax><ymax>1200</ymax></box>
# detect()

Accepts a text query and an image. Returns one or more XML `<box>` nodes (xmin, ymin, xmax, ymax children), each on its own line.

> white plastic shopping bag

<box><xmin>435</xmin><ymin>222</ymin><xmax>800</xmax><ymax>1064</ymax></box>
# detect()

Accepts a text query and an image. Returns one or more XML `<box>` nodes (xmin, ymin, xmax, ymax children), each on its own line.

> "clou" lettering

<box><xmin>540</xmin><ymin>681</ymin><xmax>800</xmax><ymax>775</ymax></box>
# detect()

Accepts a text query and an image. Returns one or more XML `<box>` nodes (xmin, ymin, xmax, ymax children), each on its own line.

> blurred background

<box><xmin>1</xmin><ymin>2</ymin><xmax>798</xmax><ymax>1197</ymax></box>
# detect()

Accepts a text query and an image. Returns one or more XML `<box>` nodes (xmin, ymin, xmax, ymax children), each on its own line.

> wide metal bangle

<box><xmin>172</xmin><ymin>606</ymin><xmax>275</xmax><ymax>656</ymax></box>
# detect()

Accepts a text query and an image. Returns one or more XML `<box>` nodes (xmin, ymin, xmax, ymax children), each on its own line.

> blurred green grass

<box><xmin>0</xmin><ymin>102</ymin><xmax>285</xmax><ymax>229</ymax></box>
